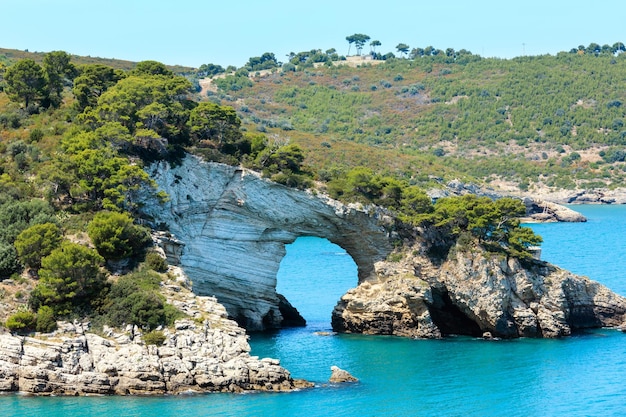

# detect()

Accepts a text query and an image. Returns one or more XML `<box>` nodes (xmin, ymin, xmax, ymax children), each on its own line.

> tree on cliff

<box><xmin>427</xmin><ymin>195</ymin><xmax>542</xmax><ymax>259</ymax></box>
<box><xmin>188</xmin><ymin>102</ymin><xmax>241</xmax><ymax>143</ymax></box>
<box><xmin>87</xmin><ymin>211</ymin><xmax>151</xmax><ymax>261</ymax></box>
<box><xmin>30</xmin><ymin>242</ymin><xmax>106</xmax><ymax>315</ymax></box>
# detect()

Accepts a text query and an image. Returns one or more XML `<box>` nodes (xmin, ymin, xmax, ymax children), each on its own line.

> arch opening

<box><xmin>276</xmin><ymin>236</ymin><xmax>358</xmax><ymax>331</ymax></box>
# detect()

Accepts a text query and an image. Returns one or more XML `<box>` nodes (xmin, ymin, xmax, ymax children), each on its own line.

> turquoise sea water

<box><xmin>3</xmin><ymin>205</ymin><xmax>626</xmax><ymax>416</ymax></box>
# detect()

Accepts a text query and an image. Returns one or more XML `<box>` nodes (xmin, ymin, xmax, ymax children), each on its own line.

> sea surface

<box><xmin>3</xmin><ymin>205</ymin><xmax>626</xmax><ymax>416</ymax></box>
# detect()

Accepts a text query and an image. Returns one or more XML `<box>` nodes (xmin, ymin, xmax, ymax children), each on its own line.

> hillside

<box><xmin>0</xmin><ymin>47</ymin><xmax>195</xmax><ymax>74</ymax></box>
<box><xmin>0</xmin><ymin>43</ymin><xmax>623</xmax><ymax>338</ymax></box>
<box><xmin>207</xmin><ymin>48</ymin><xmax>626</xmax><ymax>196</ymax></box>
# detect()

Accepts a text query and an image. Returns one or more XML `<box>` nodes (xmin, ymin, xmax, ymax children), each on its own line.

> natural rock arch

<box><xmin>144</xmin><ymin>157</ymin><xmax>393</xmax><ymax>330</ymax></box>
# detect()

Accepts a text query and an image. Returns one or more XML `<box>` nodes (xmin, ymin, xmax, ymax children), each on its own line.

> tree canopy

<box><xmin>346</xmin><ymin>34</ymin><xmax>371</xmax><ymax>56</ymax></box>
<box><xmin>4</xmin><ymin>59</ymin><xmax>48</xmax><ymax>108</ymax></box>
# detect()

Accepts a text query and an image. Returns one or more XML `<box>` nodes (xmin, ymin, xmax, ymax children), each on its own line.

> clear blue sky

<box><xmin>2</xmin><ymin>0</ymin><xmax>624</xmax><ymax>68</ymax></box>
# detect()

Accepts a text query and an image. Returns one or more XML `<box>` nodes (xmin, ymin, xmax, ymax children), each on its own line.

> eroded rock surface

<box><xmin>0</xmin><ymin>271</ymin><xmax>312</xmax><ymax>395</ymax></box>
<box><xmin>143</xmin><ymin>156</ymin><xmax>392</xmax><ymax>331</ymax></box>
<box><xmin>143</xmin><ymin>158</ymin><xmax>626</xmax><ymax>339</ymax></box>
<box><xmin>333</xmin><ymin>243</ymin><xmax>626</xmax><ymax>339</ymax></box>
<box><xmin>522</xmin><ymin>197</ymin><xmax>587</xmax><ymax>223</ymax></box>
<box><xmin>329</xmin><ymin>366</ymin><xmax>358</xmax><ymax>383</ymax></box>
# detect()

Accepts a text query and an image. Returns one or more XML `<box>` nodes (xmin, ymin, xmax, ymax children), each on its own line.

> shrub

<box><xmin>104</xmin><ymin>271</ymin><xmax>183</xmax><ymax>330</ymax></box>
<box><xmin>36</xmin><ymin>306</ymin><xmax>57</xmax><ymax>333</ymax></box>
<box><xmin>6</xmin><ymin>310</ymin><xmax>37</xmax><ymax>333</ymax></box>
<box><xmin>143</xmin><ymin>330</ymin><xmax>166</xmax><ymax>346</ymax></box>
<box><xmin>14</xmin><ymin>223</ymin><xmax>62</xmax><ymax>270</ymax></box>
<box><xmin>0</xmin><ymin>243</ymin><xmax>20</xmax><ymax>280</ymax></box>
<box><xmin>33</xmin><ymin>241</ymin><xmax>106</xmax><ymax>315</ymax></box>
<box><xmin>87</xmin><ymin>211</ymin><xmax>150</xmax><ymax>261</ymax></box>
<box><xmin>29</xmin><ymin>128</ymin><xmax>44</xmax><ymax>143</ymax></box>
<box><xmin>144</xmin><ymin>251</ymin><xmax>168</xmax><ymax>272</ymax></box>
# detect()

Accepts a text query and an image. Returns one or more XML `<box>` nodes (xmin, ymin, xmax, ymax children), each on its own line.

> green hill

<box><xmin>209</xmin><ymin>47</ymin><xmax>626</xmax><ymax>193</ymax></box>
<box><xmin>0</xmin><ymin>42</ymin><xmax>619</xmax><ymax>332</ymax></box>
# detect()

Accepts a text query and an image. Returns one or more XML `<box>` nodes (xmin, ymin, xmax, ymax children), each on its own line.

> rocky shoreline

<box><xmin>4</xmin><ymin>158</ymin><xmax>624</xmax><ymax>395</ymax></box>
<box><xmin>0</xmin><ymin>269</ymin><xmax>312</xmax><ymax>396</ymax></box>
<box><xmin>332</xmin><ymin>242</ymin><xmax>626</xmax><ymax>339</ymax></box>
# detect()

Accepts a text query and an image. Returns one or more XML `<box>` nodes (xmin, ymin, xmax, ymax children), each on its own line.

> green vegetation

<box><xmin>102</xmin><ymin>270</ymin><xmax>183</xmax><ymax>330</ymax></box>
<box><xmin>87</xmin><ymin>211</ymin><xmax>150</xmax><ymax>261</ymax></box>
<box><xmin>0</xmin><ymin>49</ymin><xmax>317</xmax><ymax>335</ymax></box>
<box><xmin>5</xmin><ymin>39</ymin><xmax>620</xmax><ymax>334</ymax></box>
<box><xmin>30</xmin><ymin>241</ymin><xmax>106</xmax><ymax>315</ymax></box>
<box><xmin>143</xmin><ymin>329</ymin><xmax>166</xmax><ymax>345</ymax></box>
<box><xmin>5</xmin><ymin>309</ymin><xmax>37</xmax><ymax>333</ymax></box>
<box><xmin>15</xmin><ymin>223</ymin><xmax>62</xmax><ymax>271</ymax></box>
<box><xmin>211</xmin><ymin>42</ymin><xmax>626</xmax><ymax>192</ymax></box>
<box><xmin>426</xmin><ymin>195</ymin><xmax>542</xmax><ymax>260</ymax></box>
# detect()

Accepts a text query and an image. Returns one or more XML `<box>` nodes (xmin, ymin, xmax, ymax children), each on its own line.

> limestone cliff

<box><xmin>0</xmin><ymin>271</ymin><xmax>311</xmax><ymax>395</ymax></box>
<box><xmin>142</xmin><ymin>156</ymin><xmax>393</xmax><ymax>331</ymax></box>
<box><xmin>142</xmin><ymin>156</ymin><xmax>626</xmax><ymax>339</ymax></box>
<box><xmin>332</xmin><ymin>241</ymin><xmax>626</xmax><ymax>338</ymax></box>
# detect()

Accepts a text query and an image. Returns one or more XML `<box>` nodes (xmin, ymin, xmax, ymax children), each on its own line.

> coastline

<box><xmin>0</xmin><ymin>268</ymin><xmax>312</xmax><ymax>396</ymax></box>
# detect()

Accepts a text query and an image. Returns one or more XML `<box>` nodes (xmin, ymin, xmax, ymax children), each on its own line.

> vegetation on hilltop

<box><xmin>205</xmin><ymin>41</ymin><xmax>626</xmax><ymax>194</ymax></box>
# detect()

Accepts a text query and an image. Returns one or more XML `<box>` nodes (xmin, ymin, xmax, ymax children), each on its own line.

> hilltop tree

<box><xmin>245</xmin><ymin>52</ymin><xmax>279</xmax><ymax>71</ymax></box>
<box><xmin>42</xmin><ymin>51</ymin><xmax>77</xmax><ymax>107</ymax></box>
<box><xmin>370</xmin><ymin>40</ymin><xmax>381</xmax><ymax>54</ymax></box>
<box><xmin>346</xmin><ymin>34</ymin><xmax>371</xmax><ymax>56</ymax></box>
<box><xmin>131</xmin><ymin>60</ymin><xmax>174</xmax><ymax>77</ymax></box>
<box><xmin>4</xmin><ymin>59</ymin><xmax>48</xmax><ymax>109</ymax></box>
<box><xmin>396</xmin><ymin>43</ymin><xmax>410</xmax><ymax>57</ymax></box>
<box><xmin>72</xmin><ymin>64</ymin><xmax>124</xmax><ymax>110</ymax></box>
<box><xmin>197</xmin><ymin>63</ymin><xmax>225</xmax><ymax>77</ymax></box>
<box><xmin>612</xmin><ymin>42</ymin><xmax>626</xmax><ymax>54</ymax></box>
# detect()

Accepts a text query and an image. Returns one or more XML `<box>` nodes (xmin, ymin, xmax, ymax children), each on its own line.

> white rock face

<box><xmin>0</xmin><ymin>275</ymin><xmax>313</xmax><ymax>395</ymax></box>
<box><xmin>143</xmin><ymin>156</ymin><xmax>393</xmax><ymax>330</ymax></box>
<box><xmin>333</xmin><ymin>243</ymin><xmax>626</xmax><ymax>338</ymax></box>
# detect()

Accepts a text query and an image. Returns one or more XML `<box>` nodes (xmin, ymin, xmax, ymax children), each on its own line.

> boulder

<box><xmin>329</xmin><ymin>366</ymin><xmax>358</xmax><ymax>383</ymax></box>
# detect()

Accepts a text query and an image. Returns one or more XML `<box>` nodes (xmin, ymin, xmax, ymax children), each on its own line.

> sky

<box><xmin>1</xmin><ymin>0</ymin><xmax>625</xmax><ymax>68</ymax></box>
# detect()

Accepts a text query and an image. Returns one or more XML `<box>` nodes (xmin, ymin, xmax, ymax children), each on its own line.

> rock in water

<box><xmin>329</xmin><ymin>366</ymin><xmax>358</xmax><ymax>383</ymax></box>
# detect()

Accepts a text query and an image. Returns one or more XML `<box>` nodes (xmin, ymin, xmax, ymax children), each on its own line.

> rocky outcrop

<box><xmin>0</xmin><ymin>271</ymin><xmax>312</xmax><ymax>395</ymax></box>
<box><xmin>522</xmin><ymin>197</ymin><xmax>587</xmax><ymax>223</ymax></box>
<box><xmin>332</xmin><ymin>244</ymin><xmax>626</xmax><ymax>339</ymax></box>
<box><xmin>142</xmin><ymin>156</ymin><xmax>392</xmax><ymax>331</ymax></box>
<box><xmin>429</xmin><ymin>180</ymin><xmax>587</xmax><ymax>223</ymax></box>
<box><xmin>141</xmin><ymin>157</ymin><xmax>626</xmax><ymax>339</ymax></box>
<box><xmin>329</xmin><ymin>366</ymin><xmax>358</xmax><ymax>383</ymax></box>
